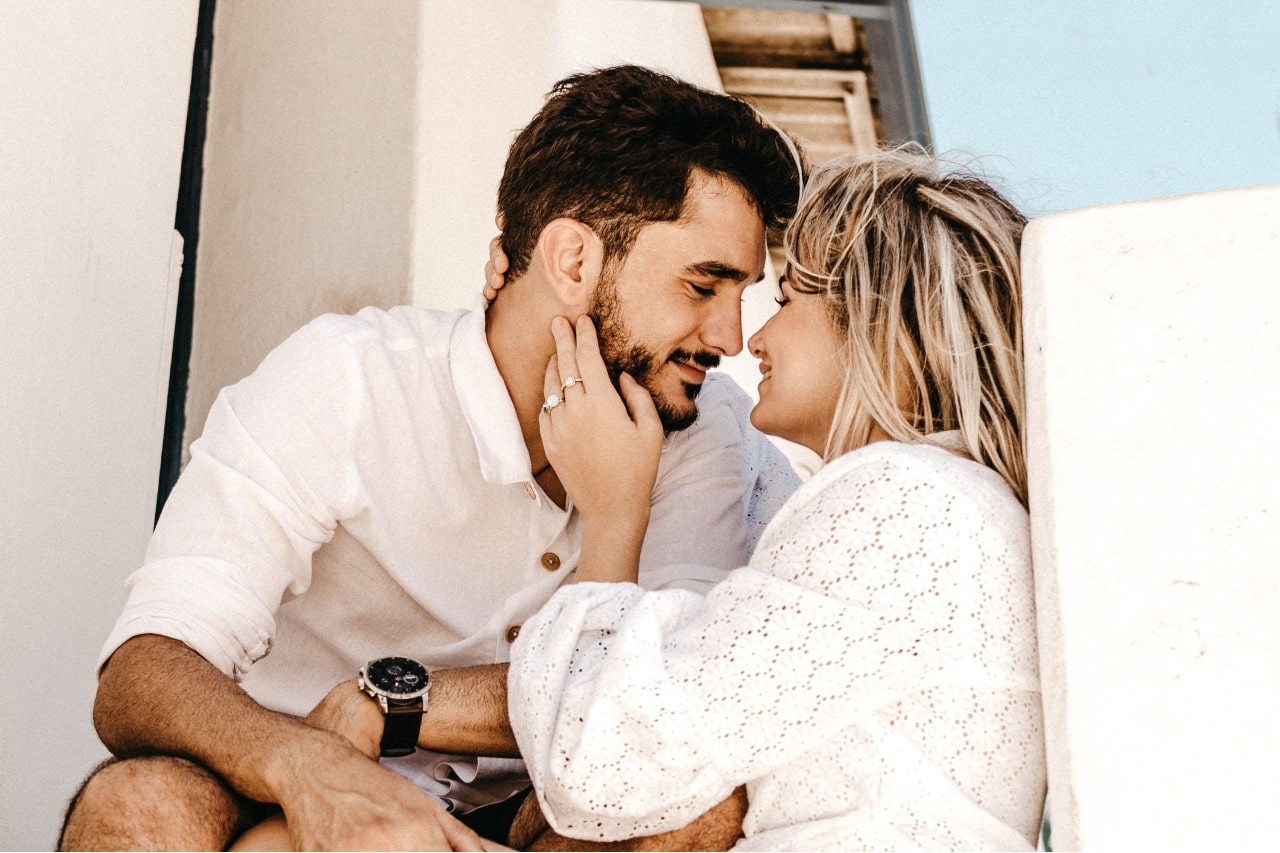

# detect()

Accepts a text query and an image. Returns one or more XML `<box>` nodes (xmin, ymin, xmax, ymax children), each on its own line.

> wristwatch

<box><xmin>358</xmin><ymin>656</ymin><xmax>431</xmax><ymax>758</ymax></box>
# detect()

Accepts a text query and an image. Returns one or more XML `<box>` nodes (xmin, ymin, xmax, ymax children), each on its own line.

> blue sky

<box><xmin>911</xmin><ymin>0</ymin><xmax>1280</xmax><ymax>214</ymax></box>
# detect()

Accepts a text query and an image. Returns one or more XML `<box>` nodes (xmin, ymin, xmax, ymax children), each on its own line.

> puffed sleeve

<box><xmin>509</xmin><ymin>449</ymin><xmax>1002</xmax><ymax>841</ymax></box>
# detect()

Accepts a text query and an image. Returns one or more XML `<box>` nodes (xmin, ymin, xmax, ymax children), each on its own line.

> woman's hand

<box><xmin>540</xmin><ymin>316</ymin><xmax>663</xmax><ymax>583</ymax></box>
<box><xmin>483</xmin><ymin>213</ymin><xmax>509</xmax><ymax>305</ymax></box>
<box><xmin>482</xmin><ymin>233</ymin><xmax>509</xmax><ymax>304</ymax></box>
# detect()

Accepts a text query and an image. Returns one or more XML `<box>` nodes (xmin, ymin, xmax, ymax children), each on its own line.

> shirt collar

<box><xmin>449</xmin><ymin>301</ymin><xmax>533</xmax><ymax>485</ymax></box>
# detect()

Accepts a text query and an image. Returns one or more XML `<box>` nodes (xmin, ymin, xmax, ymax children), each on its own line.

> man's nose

<box><xmin>700</xmin><ymin>298</ymin><xmax>744</xmax><ymax>356</ymax></box>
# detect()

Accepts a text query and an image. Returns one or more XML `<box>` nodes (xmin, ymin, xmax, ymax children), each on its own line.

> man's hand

<box><xmin>304</xmin><ymin>679</ymin><xmax>382</xmax><ymax>759</ymax></box>
<box><xmin>295</xmin><ymin>680</ymin><xmax>491</xmax><ymax>849</ymax></box>
<box><xmin>273</xmin><ymin>728</ymin><xmax>488</xmax><ymax>851</ymax></box>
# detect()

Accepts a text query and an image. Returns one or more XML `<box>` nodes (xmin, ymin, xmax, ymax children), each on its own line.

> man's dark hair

<box><xmin>497</xmin><ymin>64</ymin><xmax>801</xmax><ymax>280</ymax></box>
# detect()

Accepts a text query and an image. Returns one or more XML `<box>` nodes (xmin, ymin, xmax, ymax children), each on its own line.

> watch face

<box><xmin>363</xmin><ymin>656</ymin><xmax>430</xmax><ymax>699</ymax></box>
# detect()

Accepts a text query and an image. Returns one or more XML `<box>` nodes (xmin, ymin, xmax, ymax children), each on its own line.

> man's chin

<box><xmin>653</xmin><ymin>384</ymin><xmax>701</xmax><ymax>433</ymax></box>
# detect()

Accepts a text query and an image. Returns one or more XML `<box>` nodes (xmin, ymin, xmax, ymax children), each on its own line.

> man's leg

<box><xmin>510</xmin><ymin>787</ymin><xmax>748</xmax><ymax>852</ymax></box>
<box><xmin>59</xmin><ymin>755</ymin><xmax>260</xmax><ymax>851</ymax></box>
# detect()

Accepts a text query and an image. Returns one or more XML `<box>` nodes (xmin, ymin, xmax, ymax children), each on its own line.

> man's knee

<box><xmin>59</xmin><ymin>755</ymin><xmax>249</xmax><ymax>851</ymax></box>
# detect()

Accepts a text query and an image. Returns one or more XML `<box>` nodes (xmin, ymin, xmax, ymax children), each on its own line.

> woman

<box><xmin>507</xmin><ymin>148</ymin><xmax>1045</xmax><ymax>850</ymax></box>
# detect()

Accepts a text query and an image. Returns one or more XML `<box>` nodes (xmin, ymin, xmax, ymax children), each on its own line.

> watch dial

<box><xmin>366</xmin><ymin>657</ymin><xmax>430</xmax><ymax>697</ymax></box>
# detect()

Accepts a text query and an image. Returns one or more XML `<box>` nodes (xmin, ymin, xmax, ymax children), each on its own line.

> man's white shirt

<box><xmin>101</xmin><ymin>303</ymin><xmax>797</xmax><ymax>811</ymax></box>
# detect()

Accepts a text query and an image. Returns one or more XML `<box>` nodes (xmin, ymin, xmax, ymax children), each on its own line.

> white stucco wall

<box><xmin>0</xmin><ymin>3</ymin><xmax>198</xmax><ymax>847</ymax></box>
<box><xmin>1023</xmin><ymin>185</ymin><xmax>1280</xmax><ymax>849</ymax></box>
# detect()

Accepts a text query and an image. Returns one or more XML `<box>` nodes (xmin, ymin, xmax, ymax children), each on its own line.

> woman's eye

<box><xmin>690</xmin><ymin>283</ymin><xmax>715</xmax><ymax>298</ymax></box>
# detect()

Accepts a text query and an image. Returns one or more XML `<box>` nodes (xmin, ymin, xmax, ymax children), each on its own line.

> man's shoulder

<box><xmin>663</xmin><ymin>372</ymin><xmax>779</xmax><ymax>468</ymax></box>
<box><xmin>230</xmin><ymin>305</ymin><xmax>474</xmax><ymax>406</ymax></box>
<box><xmin>700</xmin><ymin>370</ymin><xmax>752</xmax><ymax>405</ymax></box>
<box><xmin>290</xmin><ymin>305</ymin><xmax>468</xmax><ymax>352</ymax></box>
<box><xmin>687</xmin><ymin>372</ymin><xmax>754</xmax><ymax>433</ymax></box>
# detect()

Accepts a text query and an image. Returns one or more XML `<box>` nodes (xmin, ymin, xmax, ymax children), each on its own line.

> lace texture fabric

<box><xmin>737</xmin><ymin>410</ymin><xmax>803</xmax><ymax>552</ymax></box>
<box><xmin>510</xmin><ymin>438</ymin><xmax>1045</xmax><ymax>850</ymax></box>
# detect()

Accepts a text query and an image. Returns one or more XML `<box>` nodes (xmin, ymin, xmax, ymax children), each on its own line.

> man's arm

<box><xmin>305</xmin><ymin>664</ymin><xmax>521</xmax><ymax>759</ymax></box>
<box><xmin>95</xmin><ymin>634</ymin><xmax>485</xmax><ymax>850</ymax></box>
<box><xmin>305</xmin><ymin>673</ymin><xmax>744</xmax><ymax>852</ymax></box>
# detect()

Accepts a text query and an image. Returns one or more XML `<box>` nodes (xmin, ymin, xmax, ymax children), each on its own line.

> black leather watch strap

<box><xmin>380</xmin><ymin>697</ymin><xmax>424</xmax><ymax>758</ymax></box>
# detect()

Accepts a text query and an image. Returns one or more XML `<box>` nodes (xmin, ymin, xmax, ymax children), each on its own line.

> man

<box><xmin>60</xmin><ymin>65</ymin><xmax>799</xmax><ymax>850</ymax></box>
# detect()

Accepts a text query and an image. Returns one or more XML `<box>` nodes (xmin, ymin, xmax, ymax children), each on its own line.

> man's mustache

<box><xmin>670</xmin><ymin>349</ymin><xmax>721</xmax><ymax>370</ymax></box>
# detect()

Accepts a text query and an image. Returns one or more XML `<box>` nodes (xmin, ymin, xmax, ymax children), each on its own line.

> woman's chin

<box><xmin>749</xmin><ymin>404</ymin><xmax>790</xmax><ymax>444</ymax></box>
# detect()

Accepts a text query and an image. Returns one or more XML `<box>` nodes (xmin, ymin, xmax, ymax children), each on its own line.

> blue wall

<box><xmin>910</xmin><ymin>0</ymin><xmax>1280</xmax><ymax>215</ymax></box>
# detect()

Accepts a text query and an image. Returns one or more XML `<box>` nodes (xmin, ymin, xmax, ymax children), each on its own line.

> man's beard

<box><xmin>588</xmin><ymin>273</ymin><xmax>721</xmax><ymax>433</ymax></box>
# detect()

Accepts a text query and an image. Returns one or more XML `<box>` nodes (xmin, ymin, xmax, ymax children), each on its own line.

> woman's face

<box><xmin>746</xmin><ymin>275</ymin><xmax>846</xmax><ymax>455</ymax></box>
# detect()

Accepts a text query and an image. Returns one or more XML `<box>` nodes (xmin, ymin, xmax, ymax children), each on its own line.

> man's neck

<box><xmin>485</xmin><ymin>280</ymin><xmax>561</xmax><ymax>479</ymax></box>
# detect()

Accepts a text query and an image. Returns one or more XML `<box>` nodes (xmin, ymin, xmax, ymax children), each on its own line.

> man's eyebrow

<box><xmin>684</xmin><ymin>261</ymin><xmax>760</xmax><ymax>284</ymax></box>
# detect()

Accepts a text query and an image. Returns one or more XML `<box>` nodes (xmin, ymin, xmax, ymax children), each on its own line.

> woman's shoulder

<box><xmin>824</xmin><ymin>437</ymin><xmax>1019</xmax><ymax>507</ymax></box>
<box><xmin>751</xmin><ymin>436</ymin><xmax>1031</xmax><ymax>606</ymax></box>
<box><xmin>765</xmin><ymin>436</ymin><xmax>1027</xmax><ymax>548</ymax></box>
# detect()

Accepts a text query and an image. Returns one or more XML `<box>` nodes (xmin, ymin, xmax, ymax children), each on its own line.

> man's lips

<box><xmin>673</xmin><ymin>358</ymin><xmax>709</xmax><ymax>384</ymax></box>
<box><xmin>668</xmin><ymin>351</ymin><xmax>720</xmax><ymax>385</ymax></box>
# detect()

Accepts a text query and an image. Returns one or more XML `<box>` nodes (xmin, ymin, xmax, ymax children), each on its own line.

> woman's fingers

<box><xmin>483</xmin><ymin>234</ymin><xmax>508</xmax><ymax>303</ymax></box>
<box><xmin>550</xmin><ymin>316</ymin><xmax>583</xmax><ymax>392</ymax></box>
<box><xmin>541</xmin><ymin>356</ymin><xmax>561</xmax><ymax>409</ymax></box>
<box><xmin>489</xmin><ymin>235</ymin><xmax>508</xmax><ymax>273</ymax></box>
<box><xmin>619</xmin><ymin>373</ymin><xmax>662</xmax><ymax>434</ymax></box>
<box><xmin>571</xmin><ymin>315</ymin><xmax>613</xmax><ymax>392</ymax></box>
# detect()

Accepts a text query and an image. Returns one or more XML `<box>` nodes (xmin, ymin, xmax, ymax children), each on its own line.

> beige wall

<box><xmin>183</xmin><ymin>0</ymin><xmax>420</xmax><ymax>452</ymax></box>
<box><xmin>0</xmin><ymin>3</ymin><xmax>198</xmax><ymax>847</ymax></box>
<box><xmin>411</xmin><ymin>0</ymin><xmax>794</xmax><ymax>452</ymax></box>
<box><xmin>413</xmin><ymin>0</ymin><xmax>726</xmax><ymax>312</ymax></box>
<box><xmin>1024</xmin><ymin>185</ymin><xmax>1280</xmax><ymax>849</ymax></box>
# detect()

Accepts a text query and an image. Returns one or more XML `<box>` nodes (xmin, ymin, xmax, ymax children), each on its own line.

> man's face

<box><xmin>589</xmin><ymin>172</ymin><xmax>767</xmax><ymax>432</ymax></box>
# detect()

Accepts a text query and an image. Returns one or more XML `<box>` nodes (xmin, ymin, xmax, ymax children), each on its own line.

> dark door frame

<box><xmin>157</xmin><ymin>0</ymin><xmax>217</xmax><ymax>520</ymax></box>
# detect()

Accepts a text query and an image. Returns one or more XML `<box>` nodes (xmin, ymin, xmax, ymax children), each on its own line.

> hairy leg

<box><xmin>59</xmin><ymin>755</ymin><xmax>258</xmax><ymax>851</ymax></box>
<box><xmin>511</xmin><ymin>787</ymin><xmax>748</xmax><ymax>852</ymax></box>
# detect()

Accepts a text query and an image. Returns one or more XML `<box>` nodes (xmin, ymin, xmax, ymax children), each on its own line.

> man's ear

<box><xmin>535</xmin><ymin>218</ymin><xmax>603</xmax><ymax>308</ymax></box>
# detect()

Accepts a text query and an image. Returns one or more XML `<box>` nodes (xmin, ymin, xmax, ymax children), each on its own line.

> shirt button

<box><xmin>505</xmin><ymin>624</ymin><xmax>521</xmax><ymax>643</ymax></box>
<box><xmin>540</xmin><ymin>552</ymin><xmax>561</xmax><ymax>572</ymax></box>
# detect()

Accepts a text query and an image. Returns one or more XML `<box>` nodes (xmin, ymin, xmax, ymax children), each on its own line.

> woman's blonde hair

<box><xmin>784</xmin><ymin>148</ymin><xmax>1028</xmax><ymax>504</ymax></box>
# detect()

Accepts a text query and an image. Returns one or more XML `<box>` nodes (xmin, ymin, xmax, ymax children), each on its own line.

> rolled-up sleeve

<box><xmin>99</xmin><ymin>316</ymin><xmax>367</xmax><ymax>678</ymax></box>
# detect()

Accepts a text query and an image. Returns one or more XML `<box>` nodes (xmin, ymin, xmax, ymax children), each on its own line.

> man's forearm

<box><xmin>306</xmin><ymin>663</ymin><xmax>520</xmax><ymax>759</ymax></box>
<box><xmin>94</xmin><ymin>633</ymin><xmax>347</xmax><ymax>804</ymax></box>
<box><xmin>421</xmin><ymin>664</ymin><xmax>519</xmax><ymax>757</ymax></box>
